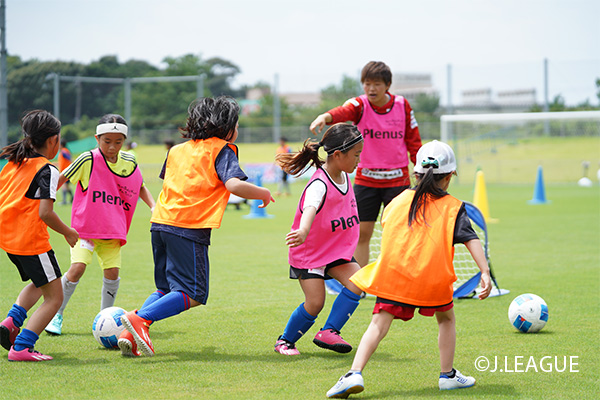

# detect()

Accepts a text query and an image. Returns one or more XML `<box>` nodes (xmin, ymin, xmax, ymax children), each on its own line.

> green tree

<box><xmin>7</xmin><ymin>58</ymin><xmax>84</xmax><ymax>125</ymax></box>
<box><xmin>239</xmin><ymin>93</ymin><xmax>293</xmax><ymax>128</ymax></box>
<box><xmin>319</xmin><ymin>75</ymin><xmax>361</xmax><ymax>111</ymax></box>
<box><xmin>549</xmin><ymin>94</ymin><xmax>566</xmax><ymax>112</ymax></box>
<box><xmin>414</xmin><ymin>93</ymin><xmax>440</xmax><ymax>115</ymax></box>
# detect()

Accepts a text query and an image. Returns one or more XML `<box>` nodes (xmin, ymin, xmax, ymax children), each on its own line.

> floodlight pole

<box><xmin>124</xmin><ymin>78</ymin><xmax>131</xmax><ymax>131</ymax></box>
<box><xmin>543</xmin><ymin>58</ymin><xmax>550</xmax><ymax>135</ymax></box>
<box><xmin>52</xmin><ymin>73</ymin><xmax>60</xmax><ymax>118</ymax></box>
<box><xmin>273</xmin><ymin>73</ymin><xmax>280</xmax><ymax>143</ymax></box>
<box><xmin>446</xmin><ymin>64</ymin><xmax>453</xmax><ymax>115</ymax></box>
<box><xmin>0</xmin><ymin>0</ymin><xmax>8</xmax><ymax>148</ymax></box>
<box><xmin>196</xmin><ymin>74</ymin><xmax>204</xmax><ymax>99</ymax></box>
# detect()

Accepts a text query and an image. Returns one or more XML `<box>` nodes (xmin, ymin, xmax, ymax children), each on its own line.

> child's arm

<box><xmin>39</xmin><ymin>199</ymin><xmax>79</xmax><ymax>247</ymax></box>
<box><xmin>57</xmin><ymin>173</ymin><xmax>69</xmax><ymax>189</ymax></box>
<box><xmin>309</xmin><ymin>113</ymin><xmax>332</xmax><ymax>135</ymax></box>
<box><xmin>286</xmin><ymin>206</ymin><xmax>316</xmax><ymax>248</ymax></box>
<box><xmin>139</xmin><ymin>186</ymin><xmax>156</xmax><ymax>212</ymax></box>
<box><xmin>464</xmin><ymin>239</ymin><xmax>492</xmax><ymax>299</ymax></box>
<box><xmin>225</xmin><ymin>177</ymin><xmax>274</xmax><ymax>208</ymax></box>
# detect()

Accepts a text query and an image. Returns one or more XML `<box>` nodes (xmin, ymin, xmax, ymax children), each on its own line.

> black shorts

<box><xmin>289</xmin><ymin>257</ymin><xmax>357</xmax><ymax>280</ymax></box>
<box><xmin>354</xmin><ymin>184</ymin><xmax>409</xmax><ymax>222</ymax></box>
<box><xmin>7</xmin><ymin>250</ymin><xmax>62</xmax><ymax>288</ymax></box>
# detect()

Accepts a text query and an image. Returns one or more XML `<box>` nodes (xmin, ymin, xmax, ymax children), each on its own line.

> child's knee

<box><xmin>435</xmin><ymin>309</ymin><xmax>455</xmax><ymax>324</ymax></box>
<box><xmin>303</xmin><ymin>300</ymin><xmax>324</xmax><ymax>316</ymax></box>
<box><xmin>344</xmin><ymin>281</ymin><xmax>362</xmax><ymax>296</ymax></box>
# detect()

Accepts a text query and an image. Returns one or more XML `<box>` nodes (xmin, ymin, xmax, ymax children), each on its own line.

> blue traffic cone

<box><xmin>243</xmin><ymin>173</ymin><xmax>273</xmax><ymax>219</ymax></box>
<box><xmin>528</xmin><ymin>166</ymin><xmax>550</xmax><ymax>204</ymax></box>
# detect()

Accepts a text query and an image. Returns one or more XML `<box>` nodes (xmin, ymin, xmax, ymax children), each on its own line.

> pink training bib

<box><xmin>288</xmin><ymin>168</ymin><xmax>359</xmax><ymax>269</ymax></box>
<box><xmin>357</xmin><ymin>94</ymin><xmax>409</xmax><ymax>169</ymax></box>
<box><xmin>71</xmin><ymin>148</ymin><xmax>143</xmax><ymax>246</ymax></box>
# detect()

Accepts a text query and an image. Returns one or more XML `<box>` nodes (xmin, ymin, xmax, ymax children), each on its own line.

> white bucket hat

<box><xmin>413</xmin><ymin>140</ymin><xmax>457</xmax><ymax>174</ymax></box>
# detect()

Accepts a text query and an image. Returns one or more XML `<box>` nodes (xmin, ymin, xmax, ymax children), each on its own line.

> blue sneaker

<box><xmin>439</xmin><ymin>369</ymin><xmax>475</xmax><ymax>390</ymax></box>
<box><xmin>327</xmin><ymin>371</ymin><xmax>364</xmax><ymax>398</ymax></box>
<box><xmin>45</xmin><ymin>314</ymin><xmax>63</xmax><ymax>336</ymax></box>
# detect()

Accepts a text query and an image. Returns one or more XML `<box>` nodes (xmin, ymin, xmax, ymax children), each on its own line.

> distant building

<box><xmin>280</xmin><ymin>92</ymin><xmax>321</xmax><ymax>107</ymax></box>
<box><xmin>461</xmin><ymin>88</ymin><xmax>493</xmax><ymax>107</ymax></box>
<box><xmin>496</xmin><ymin>88</ymin><xmax>536</xmax><ymax>107</ymax></box>
<box><xmin>391</xmin><ymin>73</ymin><xmax>438</xmax><ymax>103</ymax></box>
<box><xmin>455</xmin><ymin>87</ymin><xmax>537</xmax><ymax>113</ymax></box>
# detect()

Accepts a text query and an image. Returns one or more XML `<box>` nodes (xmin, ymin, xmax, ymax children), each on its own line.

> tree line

<box><xmin>5</xmin><ymin>53</ymin><xmax>598</xmax><ymax>144</ymax></box>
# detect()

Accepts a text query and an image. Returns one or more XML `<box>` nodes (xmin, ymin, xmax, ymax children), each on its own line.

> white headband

<box><xmin>96</xmin><ymin>123</ymin><xmax>128</xmax><ymax>137</ymax></box>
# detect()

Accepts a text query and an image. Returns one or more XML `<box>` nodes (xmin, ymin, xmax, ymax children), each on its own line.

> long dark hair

<box><xmin>0</xmin><ymin>110</ymin><xmax>61</xmax><ymax>166</ymax></box>
<box><xmin>98</xmin><ymin>113</ymin><xmax>127</xmax><ymax>126</ymax></box>
<box><xmin>408</xmin><ymin>168</ymin><xmax>452</xmax><ymax>227</ymax></box>
<box><xmin>276</xmin><ymin>123</ymin><xmax>362</xmax><ymax>176</ymax></box>
<box><xmin>181</xmin><ymin>96</ymin><xmax>240</xmax><ymax>141</ymax></box>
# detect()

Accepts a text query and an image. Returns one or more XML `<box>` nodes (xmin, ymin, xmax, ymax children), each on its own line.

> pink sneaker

<box><xmin>120</xmin><ymin>310</ymin><xmax>154</xmax><ymax>356</ymax></box>
<box><xmin>118</xmin><ymin>330</ymin><xmax>141</xmax><ymax>357</ymax></box>
<box><xmin>274</xmin><ymin>336</ymin><xmax>300</xmax><ymax>356</ymax></box>
<box><xmin>313</xmin><ymin>329</ymin><xmax>352</xmax><ymax>353</ymax></box>
<box><xmin>8</xmin><ymin>346</ymin><xmax>53</xmax><ymax>361</ymax></box>
<box><xmin>0</xmin><ymin>317</ymin><xmax>20</xmax><ymax>351</ymax></box>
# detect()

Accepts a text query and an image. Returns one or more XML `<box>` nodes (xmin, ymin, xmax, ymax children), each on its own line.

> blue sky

<box><xmin>7</xmin><ymin>0</ymin><xmax>600</xmax><ymax>105</ymax></box>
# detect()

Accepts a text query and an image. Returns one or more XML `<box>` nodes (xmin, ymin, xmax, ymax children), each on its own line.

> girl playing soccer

<box><xmin>0</xmin><ymin>110</ymin><xmax>79</xmax><ymax>361</ymax></box>
<box><xmin>326</xmin><ymin>140</ymin><xmax>492</xmax><ymax>398</ymax></box>
<box><xmin>118</xmin><ymin>96</ymin><xmax>274</xmax><ymax>357</ymax></box>
<box><xmin>273</xmin><ymin>123</ymin><xmax>364</xmax><ymax>356</ymax></box>
<box><xmin>44</xmin><ymin>114</ymin><xmax>155</xmax><ymax>335</ymax></box>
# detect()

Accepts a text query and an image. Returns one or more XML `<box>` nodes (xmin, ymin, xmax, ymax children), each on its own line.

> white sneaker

<box><xmin>45</xmin><ymin>314</ymin><xmax>63</xmax><ymax>336</ymax></box>
<box><xmin>439</xmin><ymin>369</ymin><xmax>476</xmax><ymax>390</ymax></box>
<box><xmin>327</xmin><ymin>371</ymin><xmax>364</xmax><ymax>398</ymax></box>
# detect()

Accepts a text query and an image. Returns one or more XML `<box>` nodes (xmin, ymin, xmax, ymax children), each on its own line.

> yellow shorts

<box><xmin>70</xmin><ymin>239</ymin><xmax>122</xmax><ymax>269</ymax></box>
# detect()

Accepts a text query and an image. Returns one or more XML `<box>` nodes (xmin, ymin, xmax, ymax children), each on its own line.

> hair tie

<box><xmin>421</xmin><ymin>158</ymin><xmax>440</xmax><ymax>169</ymax></box>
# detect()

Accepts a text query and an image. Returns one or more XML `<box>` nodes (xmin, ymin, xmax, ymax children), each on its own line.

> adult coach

<box><xmin>310</xmin><ymin>61</ymin><xmax>422</xmax><ymax>267</ymax></box>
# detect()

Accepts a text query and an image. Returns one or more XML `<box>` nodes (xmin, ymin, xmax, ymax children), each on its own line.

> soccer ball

<box><xmin>92</xmin><ymin>306</ymin><xmax>126</xmax><ymax>348</ymax></box>
<box><xmin>508</xmin><ymin>294</ymin><xmax>549</xmax><ymax>333</ymax></box>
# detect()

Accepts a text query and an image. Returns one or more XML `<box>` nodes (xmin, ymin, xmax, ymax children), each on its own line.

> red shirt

<box><xmin>327</xmin><ymin>93</ymin><xmax>422</xmax><ymax>188</ymax></box>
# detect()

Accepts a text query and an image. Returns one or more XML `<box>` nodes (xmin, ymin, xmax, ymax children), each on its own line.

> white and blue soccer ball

<box><xmin>92</xmin><ymin>306</ymin><xmax>126</xmax><ymax>348</ymax></box>
<box><xmin>508</xmin><ymin>294</ymin><xmax>549</xmax><ymax>333</ymax></box>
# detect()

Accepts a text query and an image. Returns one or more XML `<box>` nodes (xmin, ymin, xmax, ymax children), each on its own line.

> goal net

<box><xmin>440</xmin><ymin>111</ymin><xmax>600</xmax><ymax>184</ymax></box>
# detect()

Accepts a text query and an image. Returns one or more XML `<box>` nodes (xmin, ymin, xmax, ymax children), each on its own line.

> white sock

<box><xmin>101</xmin><ymin>277</ymin><xmax>120</xmax><ymax>310</ymax></box>
<box><xmin>58</xmin><ymin>275</ymin><xmax>79</xmax><ymax>315</ymax></box>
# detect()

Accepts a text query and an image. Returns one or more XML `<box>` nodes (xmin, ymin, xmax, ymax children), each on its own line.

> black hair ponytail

<box><xmin>0</xmin><ymin>110</ymin><xmax>61</xmax><ymax>166</ymax></box>
<box><xmin>408</xmin><ymin>168</ymin><xmax>451</xmax><ymax>227</ymax></box>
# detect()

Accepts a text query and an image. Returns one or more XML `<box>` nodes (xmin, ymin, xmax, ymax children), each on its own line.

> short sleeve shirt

<box><xmin>26</xmin><ymin>161</ymin><xmax>60</xmax><ymax>201</ymax></box>
<box><xmin>453</xmin><ymin>203</ymin><xmax>479</xmax><ymax>244</ymax></box>
<box><xmin>63</xmin><ymin>150</ymin><xmax>143</xmax><ymax>190</ymax></box>
<box><xmin>152</xmin><ymin>145</ymin><xmax>248</xmax><ymax>244</ymax></box>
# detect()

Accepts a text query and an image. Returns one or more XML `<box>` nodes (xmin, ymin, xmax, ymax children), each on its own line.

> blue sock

<box><xmin>7</xmin><ymin>304</ymin><xmax>27</xmax><ymax>328</ymax></box>
<box><xmin>281</xmin><ymin>303</ymin><xmax>317</xmax><ymax>343</ymax></box>
<box><xmin>13</xmin><ymin>328</ymin><xmax>38</xmax><ymax>351</ymax></box>
<box><xmin>322</xmin><ymin>287</ymin><xmax>361</xmax><ymax>332</ymax></box>
<box><xmin>137</xmin><ymin>291</ymin><xmax>191</xmax><ymax>322</ymax></box>
<box><xmin>140</xmin><ymin>290</ymin><xmax>166</xmax><ymax>311</ymax></box>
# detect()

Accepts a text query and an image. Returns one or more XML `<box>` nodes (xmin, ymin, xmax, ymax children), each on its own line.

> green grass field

<box><xmin>0</xmin><ymin>141</ymin><xmax>599</xmax><ymax>399</ymax></box>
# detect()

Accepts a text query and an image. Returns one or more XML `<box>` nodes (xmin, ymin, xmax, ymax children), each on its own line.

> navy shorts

<box><xmin>7</xmin><ymin>250</ymin><xmax>62</xmax><ymax>288</ymax></box>
<box><xmin>354</xmin><ymin>184</ymin><xmax>409</xmax><ymax>221</ymax></box>
<box><xmin>151</xmin><ymin>230</ymin><xmax>210</xmax><ymax>304</ymax></box>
